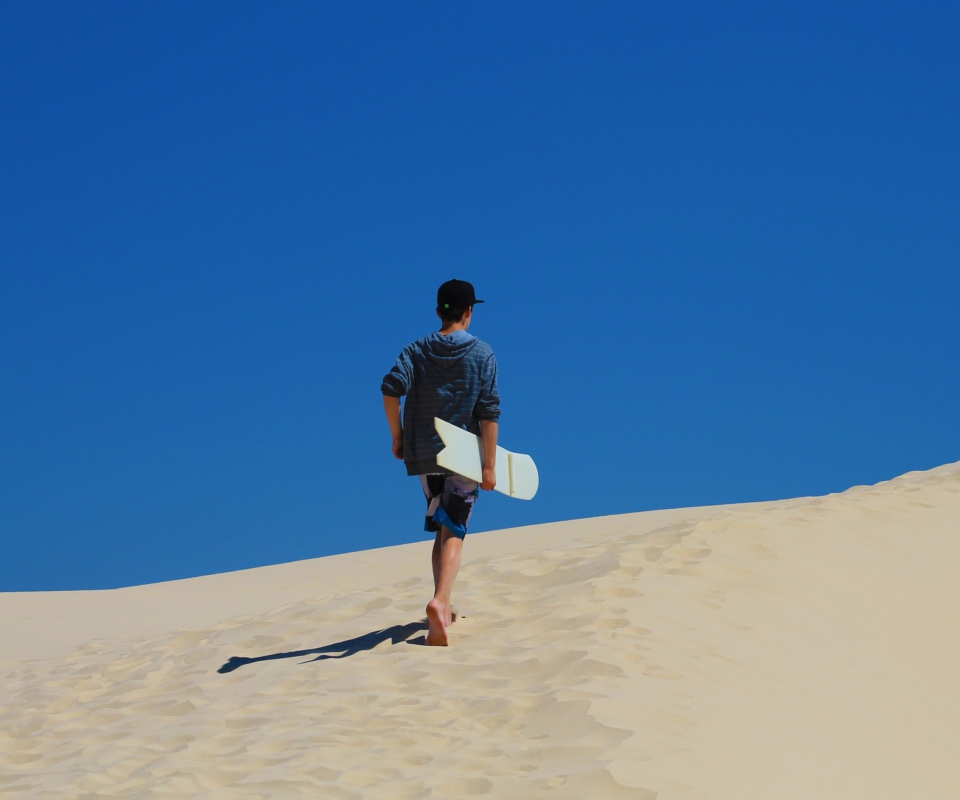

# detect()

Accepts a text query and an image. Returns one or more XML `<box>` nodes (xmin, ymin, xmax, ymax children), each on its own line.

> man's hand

<box><xmin>392</xmin><ymin>437</ymin><xmax>404</xmax><ymax>460</ymax></box>
<box><xmin>481</xmin><ymin>465</ymin><xmax>496</xmax><ymax>491</ymax></box>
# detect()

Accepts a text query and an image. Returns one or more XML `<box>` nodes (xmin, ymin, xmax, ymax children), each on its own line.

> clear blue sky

<box><xmin>2</xmin><ymin>2</ymin><xmax>957</xmax><ymax>591</ymax></box>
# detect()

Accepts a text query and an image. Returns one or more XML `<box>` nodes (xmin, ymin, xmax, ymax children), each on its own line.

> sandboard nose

<box><xmin>506</xmin><ymin>451</ymin><xmax>539</xmax><ymax>500</ymax></box>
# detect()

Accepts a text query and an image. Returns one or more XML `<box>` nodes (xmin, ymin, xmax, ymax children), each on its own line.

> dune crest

<box><xmin>2</xmin><ymin>462</ymin><xmax>959</xmax><ymax>798</ymax></box>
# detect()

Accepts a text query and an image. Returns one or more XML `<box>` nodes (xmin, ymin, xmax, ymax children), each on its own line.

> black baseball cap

<box><xmin>437</xmin><ymin>279</ymin><xmax>484</xmax><ymax>310</ymax></box>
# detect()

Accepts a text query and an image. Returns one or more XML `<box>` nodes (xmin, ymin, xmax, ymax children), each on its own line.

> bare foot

<box><xmin>426</xmin><ymin>599</ymin><xmax>449</xmax><ymax>646</ymax></box>
<box><xmin>446</xmin><ymin>605</ymin><xmax>459</xmax><ymax>627</ymax></box>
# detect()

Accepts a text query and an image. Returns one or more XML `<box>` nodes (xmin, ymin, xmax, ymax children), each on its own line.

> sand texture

<box><xmin>2</xmin><ymin>462</ymin><xmax>959</xmax><ymax>798</ymax></box>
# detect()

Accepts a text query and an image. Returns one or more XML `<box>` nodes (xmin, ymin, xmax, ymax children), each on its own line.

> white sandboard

<box><xmin>434</xmin><ymin>417</ymin><xmax>539</xmax><ymax>500</ymax></box>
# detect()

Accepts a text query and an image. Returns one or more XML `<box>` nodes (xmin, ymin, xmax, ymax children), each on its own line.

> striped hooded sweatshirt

<box><xmin>381</xmin><ymin>330</ymin><xmax>500</xmax><ymax>476</ymax></box>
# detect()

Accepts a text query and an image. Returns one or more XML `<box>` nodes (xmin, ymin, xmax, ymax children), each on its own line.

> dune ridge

<box><xmin>2</xmin><ymin>462</ymin><xmax>959</xmax><ymax>798</ymax></box>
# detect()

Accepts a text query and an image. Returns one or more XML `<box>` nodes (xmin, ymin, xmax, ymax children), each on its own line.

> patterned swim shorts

<box><xmin>421</xmin><ymin>473</ymin><xmax>480</xmax><ymax>539</ymax></box>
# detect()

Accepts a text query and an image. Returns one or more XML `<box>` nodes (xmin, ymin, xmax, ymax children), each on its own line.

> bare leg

<box><xmin>426</xmin><ymin>526</ymin><xmax>463</xmax><ymax>646</ymax></box>
<box><xmin>431</xmin><ymin>530</ymin><xmax>442</xmax><ymax>593</ymax></box>
<box><xmin>431</xmin><ymin>530</ymin><xmax>458</xmax><ymax>624</ymax></box>
<box><xmin>431</xmin><ymin>533</ymin><xmax>459</xmax><ymax>625</ymax></box>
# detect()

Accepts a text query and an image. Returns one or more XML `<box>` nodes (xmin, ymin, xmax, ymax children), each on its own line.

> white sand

<box><xmin>2</xmin><ymin>462</ymin><xmax>959</xmax><ymax>798</ymax></box>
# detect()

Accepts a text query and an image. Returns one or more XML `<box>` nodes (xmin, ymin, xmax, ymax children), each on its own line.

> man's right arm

<box><xmin>480</xmin><ymin>419</ymin><xmax>498</xmax><ymax>491</ymax></box>
<box><xmin>383</xmin><ymin>395</ymin><xmax>404</xmax><ymax>460</ymax></box>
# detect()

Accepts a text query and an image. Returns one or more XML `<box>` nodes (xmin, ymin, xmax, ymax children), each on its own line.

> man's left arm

<box><xmin>384</xmin><ymin>395</ymin><xmax>404</xmax><ymax>460</ymax></box>
<box><xmin>381</xmin><ymin>345</ymin><xmax>414</xmax><ymax>461</ymax></box>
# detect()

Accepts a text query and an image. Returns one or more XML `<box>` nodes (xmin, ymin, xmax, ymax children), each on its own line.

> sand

<box><xmin>2</xmin><ymin>462</ymin><xmax>959</xmax><ymax>798</ymax></box>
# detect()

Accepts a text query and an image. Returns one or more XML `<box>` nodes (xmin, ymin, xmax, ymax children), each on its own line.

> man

<box><xmin>381</xmin><ymin>279</ymin><xmax>500</xmax><ymax>646</ymax></box>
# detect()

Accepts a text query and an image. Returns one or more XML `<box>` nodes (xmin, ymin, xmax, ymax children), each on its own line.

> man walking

<box><xmin>381</xmin><ymin>280</ymin><xmax>500</xmax><ymax>646</ymax></box>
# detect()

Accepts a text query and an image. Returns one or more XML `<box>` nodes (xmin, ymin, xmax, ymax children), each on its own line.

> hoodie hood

<box><xmin>421</xmin><ymin>330</ymin><xmax>479</xmax><ymax>368</ymax></box>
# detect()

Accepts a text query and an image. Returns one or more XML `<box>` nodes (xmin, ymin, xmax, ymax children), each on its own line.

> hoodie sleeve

<box><xmin>474</xmin><ymin>353</ymin><xmax>501</xmax><ymax>421</ymax></box>
<box><xmin>381</xmin><ymin>345</ymin><xmax>415</xmax><ymax>398</ymax></box>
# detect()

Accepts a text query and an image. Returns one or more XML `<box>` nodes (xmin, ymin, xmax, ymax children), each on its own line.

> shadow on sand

<box><xmin>217</xmin><ymin>620</ymin><xmax>429</xmax><ymax>674</ymax></box>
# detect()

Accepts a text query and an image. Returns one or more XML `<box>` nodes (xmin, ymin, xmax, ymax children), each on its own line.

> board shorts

<box><xmin>421</xmin><ymin>473</ymin><xmax>480</xmax><ymax>539</ymax></box>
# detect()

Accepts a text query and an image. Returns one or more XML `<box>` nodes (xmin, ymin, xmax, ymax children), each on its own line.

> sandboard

<box><xmin>434</xmin><ymin>417</ymin><xmax>539</xmax><ymax>500</ymax></box>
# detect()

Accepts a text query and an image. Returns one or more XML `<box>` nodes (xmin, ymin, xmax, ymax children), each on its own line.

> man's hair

<box><xmin>437</xmin><ymin>305</ymin><xmax>468</xmax><ymax>323</ymax></box>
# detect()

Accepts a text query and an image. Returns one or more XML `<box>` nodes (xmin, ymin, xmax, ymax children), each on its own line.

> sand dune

<box><xmin>2</xmin><ymin>462</ymin><xmax>959</xmax><ymax>798</ymax></box>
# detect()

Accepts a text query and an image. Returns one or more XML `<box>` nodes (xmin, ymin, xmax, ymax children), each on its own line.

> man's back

<box><xmin>381</xmin><ymin>329</ymin><xmax>499</xmax><ymax>476</ymax></box>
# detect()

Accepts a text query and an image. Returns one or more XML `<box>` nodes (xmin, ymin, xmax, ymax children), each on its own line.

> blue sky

<box><xmin>2</xmin><ymin>2</ymin><xmax>958</xmax><ymax>591</ymax></box>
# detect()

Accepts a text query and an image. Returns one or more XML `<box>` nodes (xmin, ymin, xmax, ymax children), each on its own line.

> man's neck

<box><xmin>439</xmin><ymin>322</ymin><xmax>469</xmax><ymax>336</ymax></box>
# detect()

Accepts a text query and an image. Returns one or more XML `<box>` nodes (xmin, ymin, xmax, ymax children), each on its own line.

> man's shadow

<box><xmin>218</xmin><ymin>620</ymin><xmax>428</xmax><ymax>674</ymax></box>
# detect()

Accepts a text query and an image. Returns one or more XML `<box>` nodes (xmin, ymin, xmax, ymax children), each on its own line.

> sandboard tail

<box><xmin>434</xmin><ymin>417</ymin><xmax>539</xmax><ymax>500</ymax></box>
